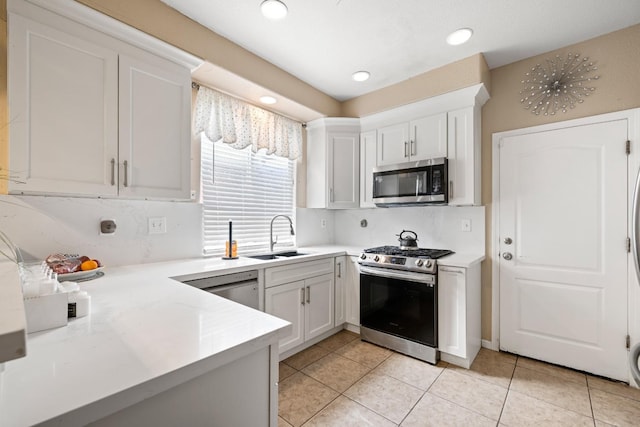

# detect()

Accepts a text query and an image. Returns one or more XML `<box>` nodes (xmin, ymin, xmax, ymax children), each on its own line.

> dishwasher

<box><xmin>183</xmin><ymin>270</ymin><xmax>259</xmax><ymax>309</ymax></box>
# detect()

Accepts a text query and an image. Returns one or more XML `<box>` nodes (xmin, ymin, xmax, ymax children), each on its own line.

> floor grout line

<box><xmin>280</xmin><ymin>334</ymin><xmax>637</xmax><ymax>426</ymax></box>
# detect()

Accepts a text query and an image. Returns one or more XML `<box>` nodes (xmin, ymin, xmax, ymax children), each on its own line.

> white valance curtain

<box><xmin>193</xmin><ymin>86</ymin><xmax>302</xmax><ymax>160</ymax></box>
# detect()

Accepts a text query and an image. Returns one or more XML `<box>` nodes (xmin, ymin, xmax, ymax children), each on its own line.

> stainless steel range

<box><xmin>358</xmin><ymin>244</ymin><xmax>454</xmax><ymax>364</ymax></box>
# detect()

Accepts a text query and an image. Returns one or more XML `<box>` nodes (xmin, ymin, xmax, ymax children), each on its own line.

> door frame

<box><xmin>491</xmin><ymin>108</ymin><xmax>640</xmax><ymax>383</ymax></box>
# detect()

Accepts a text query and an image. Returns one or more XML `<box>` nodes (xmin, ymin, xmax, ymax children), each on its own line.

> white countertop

<box><xmin>0</xmin><ymin>245</ymin><xmax>485</xmax><ymax>426</ymax></box>
<box><xmin>437</xmin><ymin>253</ymin><xmax>485</xmax><ymax>268</ymax></box>
<box><xmin>0</xmin><ymin>261</ymin><xmax>27</xmax><ymax>364</ymax></box>
<box><xmin>0</xmin><ymin>256</ymin><xmax>297</xmax><ymax>427</ymax></box>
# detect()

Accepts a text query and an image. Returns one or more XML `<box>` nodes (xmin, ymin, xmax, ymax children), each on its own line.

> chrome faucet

<box><xmin>270</xmin><ymin>215</ymin><xmax>295</xmax><ymax>253</ymax></box>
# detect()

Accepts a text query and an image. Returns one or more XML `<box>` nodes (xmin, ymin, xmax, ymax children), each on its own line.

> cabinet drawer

<box><xmin>265</xmin><ymin>258</ymin><xmax>334</xmax><ymax>288</ymax></box>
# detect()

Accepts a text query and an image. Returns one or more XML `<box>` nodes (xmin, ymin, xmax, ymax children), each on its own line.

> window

<box><xmin>200</xmin><ymin>134</ymin><xmax>296</xmax><ymax>256</ymax></box>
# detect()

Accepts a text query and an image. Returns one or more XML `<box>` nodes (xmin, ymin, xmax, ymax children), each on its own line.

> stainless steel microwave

<box><xmin>372</xmin><ymin>158</ymin><xmax>448</xmax><ymax>207</ymax></box>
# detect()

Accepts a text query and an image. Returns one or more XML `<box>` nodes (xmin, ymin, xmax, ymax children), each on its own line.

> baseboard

<box><xmin>482</xmin><ymin>339</ymin><xmax>499</xmax><ymax>351</ymax></box>
<box><xmin>344</xmin><ymin>323</ymin><xmax>360</xmax><ymax>334</ymax></box>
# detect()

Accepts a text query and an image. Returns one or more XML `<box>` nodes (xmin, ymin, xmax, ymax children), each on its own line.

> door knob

<box><xmin>504</xmin><ymin>237</ymin><xmax>513</xmax><ymax>245</ymax></box>
<box><xmin>503</xmin><ymin>252</ymin><xmax>513</xmax><ymax>260</ymax></box>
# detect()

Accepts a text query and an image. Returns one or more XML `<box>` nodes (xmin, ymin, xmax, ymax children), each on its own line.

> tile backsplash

<box><xmin>0</xmin><ymin>195</ymin><xmax>202</xmax><ymax>266</ymax></box>
<box><xmin>297</xmin><ymin>205</ymin><xmax>485</xmax><ymax>254</ymax></box>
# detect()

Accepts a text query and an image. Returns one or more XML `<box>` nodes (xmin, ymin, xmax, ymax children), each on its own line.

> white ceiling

<box><xmin>163</xmin><ymin>0</ymin><xmax>640</xmax><ymax>102</ymax></box>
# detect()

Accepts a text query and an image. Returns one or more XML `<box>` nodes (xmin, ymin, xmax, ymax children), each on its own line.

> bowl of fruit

<box><xmin>46</xmin><ymin>253</ymin><xmax>104</xmax><ymax>281</ymax></box>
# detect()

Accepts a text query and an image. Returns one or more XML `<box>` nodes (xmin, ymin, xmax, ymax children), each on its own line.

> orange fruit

<box><xmin>81</xmin><ymin>260</ymin><xmax>99</xmax><ymax>271</ymax></box>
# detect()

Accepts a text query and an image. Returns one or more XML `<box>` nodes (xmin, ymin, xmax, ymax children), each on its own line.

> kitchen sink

<box><xmin>247</xmin><ymin>251</ymin><xmax>308</xmax><ymax>260</ymax></box>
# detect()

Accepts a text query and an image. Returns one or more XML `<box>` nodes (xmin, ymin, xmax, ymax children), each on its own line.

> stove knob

<box><xmin>373</xmin><ymin>255</ymin><xmax>380</xmax><ymax>262</ymax></box>
<box><xmin>415</xmin><ymin>259</ymin><xmax>424</xmax><ymax>267</ymax></box>
<box><xmin>360</xmin><ymin>253</ymin><xmax>367</xmax><ymax>260</ymax></box>
<box><xmin>425</xmin><ymin>260</ymin><xmax>433</xmax><ymax>268</ymax></box>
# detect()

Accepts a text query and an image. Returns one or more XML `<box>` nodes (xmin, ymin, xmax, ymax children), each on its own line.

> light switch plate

<box><xmin>148</xmin><ymin>217</ymin><xmax>167</xmax><ymax>234</ymax></box>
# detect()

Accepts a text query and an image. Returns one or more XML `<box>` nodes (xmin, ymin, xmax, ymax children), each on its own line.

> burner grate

<box><xmin>364</xmin><ymin>245</ymin><xmax>454</xmax><ymax>259</ymax></box>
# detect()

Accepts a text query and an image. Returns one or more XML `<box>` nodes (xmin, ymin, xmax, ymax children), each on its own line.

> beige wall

<box><xmin>342</xmin><ymin>53</ymin><xmax>490</xmax><ymax>117</ymax></box>
<box><xmin>480</xmin><ymin>23</ymin><xmax>640</xmax><ymax>340</ymax></box>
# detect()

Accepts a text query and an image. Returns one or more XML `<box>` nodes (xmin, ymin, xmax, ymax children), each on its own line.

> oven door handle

<box><xmin>359</xmin><ymin>265</ymin><xmax>435</xmax><ymax>285</ymax></box>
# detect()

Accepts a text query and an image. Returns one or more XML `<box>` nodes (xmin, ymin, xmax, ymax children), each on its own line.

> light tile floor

<box><xmin>278</xmin><ymin>330</ymin><xmax>640</xmax><ymax>427</ymax></box>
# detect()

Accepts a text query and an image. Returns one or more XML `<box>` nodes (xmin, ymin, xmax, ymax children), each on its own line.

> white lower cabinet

<box><xmin>345</xmin><ymin>256</ymin><xmax>360</xmax><ymax>327</ymax></box>
<box><xmin>304</xmin><ymin>274</ymin><xmax>335</xmax><ymax>340</ymax></box>
<box><xmin>265</xmin><ymin>259</ymin><xmax>335</xmax><ymax>354</ymax></box>
<box><xmin>265</xmin><ymin>280</ymin><xmax>306</xmax><ymax>352</ymax></box>
<box><xmin>438</xmin><ymin>263</ymin><xmax>481</xmax><ymax>368</ymax></box>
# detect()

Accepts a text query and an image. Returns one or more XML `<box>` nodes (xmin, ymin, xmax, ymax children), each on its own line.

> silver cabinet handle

<box><xmin>123</xmin><ymin>160</ymin><xmax>129</xmax><ymax>188</ymax></box>
<box><xmin>503</xmin><ymin>252</ymin><xmax>513</xmax><ymax>260</ymax></box>
<box><xmin>449</xmin><ymin>180</ymin><xmax>454</xmax><ymax>199</ymax></box>
<box><xmin>410</xmin><ymin>140</ymin><xmax>415</xmax><ymax>156</ymax></box>
<box><xmin>110</xmin><ymin>158</ymin><xmax>116</xmax><ymax>186</ymax></box>
<box><xmin>329</xmin><ymin>188</ymin><xmax>334</xmax><ymax>203</ymax></box>
<box><xmin>300</xmin><ymin>288</ymin><xmax>305</xmax><ymax>305</ymax></box>
<box><xmin>337</xmin><ymin>262</ymin><xmax>342</xmax><ymax>278</ymax></box>
<box><xmin>306</xmin><ymin>286</ymin><xmax>310</xmax><ymax>304</ymax></box>
<box><xmin>404</xmin><ymin>141</ymin><xmax>409</xmax><ymax>158</ymax></box>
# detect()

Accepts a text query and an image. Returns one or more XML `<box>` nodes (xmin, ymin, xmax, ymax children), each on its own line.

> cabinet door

<box><xmin>377</xmin><ymin>123</ymin><xmax>409</xmax><ymax>166</ymax></box>
<box><xmin>304</xmin><ymin>273</ymin><xmax>335</xmax><ymax>340</ymax></box>
<box><xmin>8</xmin><ymin>15</ymin><xmax>119</xmax><ymax>196</ymax></box>
<box><xmin>327</xmin><ymin>132</ymin><xmax>360</xmax><ymax>209</ymax></box>
<box><xmin>334</xmin><ymin>256</ymin><xmax>347</xmax><ymax>326</ymax></box>
<box><xmin>359</xmin><ymin>130</ymin><xmax>377</xmax><ymax>208</ymax></box>
<box><xmin>410</xmin><ymin>113</ymin><xmax>447</xmax><ymax>160</ymax></box>
<box><xmin>345</xmin><ymin>256</ymin><xmax>361</xmax><ymax>326</ymax></box>
<box><xmin>438</xmin><ymin>266</ymin><xmax>467</xmax><ymax>358</ymax></box>
<box><xmin>447</xmin><ymin>107</ymin><xmax>480</xmax><ymax>206</ymax></box>
<box><xmin>119</xmin><ymin>52</ymin><xmax>192</xmax><ymax>200</ymax></box>
<box><xmin>265</xmin><ymin>280</ymin><xmax>305</xmax><ymax>353</ymax></box>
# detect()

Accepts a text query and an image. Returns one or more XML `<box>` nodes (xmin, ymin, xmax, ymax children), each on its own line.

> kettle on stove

<box><xmin>397</xmin><ymin>230</ymin><xmax>419</xmax><ymax>250</ymax></box>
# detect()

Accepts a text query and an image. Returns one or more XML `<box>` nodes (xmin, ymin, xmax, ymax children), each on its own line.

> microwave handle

<box><xmin>449</xmin><ymin>180</ymin><xmax>454</xmax><ymax>199</ymax></box>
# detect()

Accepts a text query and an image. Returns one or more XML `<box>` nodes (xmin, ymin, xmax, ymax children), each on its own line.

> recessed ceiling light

<box><xmin>261</xmin><ymin>0</ymin><xmax>288</xmax><ymax>20</ymax></box>
<box><xmin>352</xmin><ymin>71</ymin><xmax>370</xmax><ymax>82</ymax></box>
<box><xmin>446</xmin><ymin>28</ymin><xmax>473</xmax><ymax>46</ymax></box>
<box><xmin>259</xmin><ymin>95</ymin><xmax>277</xmax><ymax>104</ymax></box>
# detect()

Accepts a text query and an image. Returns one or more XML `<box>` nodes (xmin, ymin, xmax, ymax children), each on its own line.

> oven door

<box><xmin>360</xmin><ymin>266</ymin><xmax>437</xmax><ymax>348</ymax></box>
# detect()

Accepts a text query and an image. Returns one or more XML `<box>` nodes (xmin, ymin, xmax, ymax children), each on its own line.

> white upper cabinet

<box><xmin>411</xmin><ymin>113</ymin><xmax>448</xmax><ymax>159</ymax></box>
<box><xmin>9</xmin><ymin>15</ymin><xmax>119</xmax><ymax>197</ymax></box>
<box><xmin>377</xmin><ymin>123</ymin><xmax>410</xmax><ymax>165</ymax></box>
<box><xmin>359</xmin><ymin>130</ymin><xmax>377</xmax><ymax>208</ymax></box>
<box><xmin>361</xmin><ymin>84</ymin><xmax>489</xmax><ymax>207</ymax></box>
<box><xmin>447</xmin><ymin>106</ymin><xmax>481</xmax><ymax>206</ymax></box>
<box><xmin>376</xmin><ymin>113</ymin><xmax>447</xmax><ymax>166</ymax></box>
<box><xmin>306</xmin><ymin>118</ymin><xmax>360</xmax><ymax>209</ymax></box>
<box><xmin>118</xmin><ymin>54</ymin><xmax>191</xmax><ymax>200</ymax></box>
<box><xmin>7</xmin><ymin>0</ymin><xmax>200</xmax><ymax>200</ymax></box>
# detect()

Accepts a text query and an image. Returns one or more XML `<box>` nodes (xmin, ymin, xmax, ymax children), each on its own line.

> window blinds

<box><xmin>201</xmin><ymin>134</ymin><xmax>296</xmax><ymax>256</ymax></box>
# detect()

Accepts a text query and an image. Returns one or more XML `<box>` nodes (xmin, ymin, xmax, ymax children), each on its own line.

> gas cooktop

<box><xmin>363</xmin><ymin>246</ymin><xmax>454</xmax><ymax>259</ymax></box>
<box><xmin>359</xmin><ymin>246</ymin><xmax>454</xmax><ymax>274</ymax></box>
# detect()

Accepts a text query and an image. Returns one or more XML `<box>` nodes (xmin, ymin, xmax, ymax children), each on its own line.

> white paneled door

<box><xmin>498</xmin><ymin>119</ymin><xmax>629</xmax><ymax>381</ymax></box>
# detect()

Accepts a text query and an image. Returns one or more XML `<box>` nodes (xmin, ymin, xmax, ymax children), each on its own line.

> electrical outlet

<box><xmin>148</xmin><ymin>217</ymin><xmax>167</xmax><ymax>234</ymax></box>
<box><xmin>461</xmin><ymin>219</ymin><xmax>471</xmax><ymax>232</ymax></box>
<box><xmin>100</xmin><ymin>218</ymin><xmax>117</xmax><ymax>235</ymax></box>
<box><xmin>320</xmin><ymin>219</ymin><xmax>327</xmax><ymax>229</ymax></box>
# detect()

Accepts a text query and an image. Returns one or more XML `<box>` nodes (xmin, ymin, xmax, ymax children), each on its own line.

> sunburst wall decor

<box><xmin>520</xmin><ymin>53</ymin><xmax>599</xmax><ymax>116</ymax></box>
